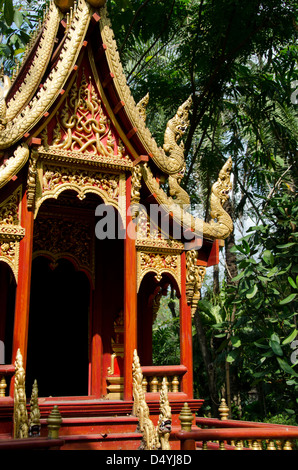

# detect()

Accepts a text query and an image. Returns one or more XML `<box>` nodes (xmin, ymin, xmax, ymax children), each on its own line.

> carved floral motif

<box><xmin>33</xmin><ymin>216</ymin><xmax>94</xmax><ymax>275</ymax></box>
<box><xmin>49</xmin><ymin>71</ymin><xmax>127</xmax><ymax>161</ymax></box>
<box><xmin>137</xmin><ymin>251</ymin><xmax>180</xmax><ymax>291</ymax></box>
<box><xmin>0</xmin><ymin>186</ymin><xmax>24</xmax><ymax>280</ymax></box>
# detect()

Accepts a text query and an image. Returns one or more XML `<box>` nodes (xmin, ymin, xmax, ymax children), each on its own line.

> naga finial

<box><xmin>137</xmin><ymin>93</ymin><xmax>149</xmax><ymax>122</ymax></box>
<box><xmin>54</xmin><ymin>0</ymin><xmax>106</xmax><ymax>12</ymax></box>
<box><xmin>163</xmin><ymin>96</ymin><xmax>192</xmax><ymax>157</ymax></box>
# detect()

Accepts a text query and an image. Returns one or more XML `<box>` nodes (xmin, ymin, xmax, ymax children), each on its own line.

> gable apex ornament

<box><xmin>54</xmin><ymin>0</ymin><xmax>106</xmax><ymax>11</ymax></box>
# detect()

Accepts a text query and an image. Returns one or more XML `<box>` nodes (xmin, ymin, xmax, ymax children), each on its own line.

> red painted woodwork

<box><xmin>176</xmin><ymin>427</ymin><xmax>298</xmax><ymax>450</ymax></box>
<box><xmin>90</xmin><ymin>241</ymin><xmax>104</xmax><ymax>397</ymax></box>
<box><xmin>0</xmin><ymin>437</ymin><xmax>64</xmax><ymax>450</ymax></box>
<box><xmin>141</xmin><ymin>364</ymin><xmax>187</xmax><ymax>376</ymax></box>
<box><xmin>179</xmin><ymin>251</ymin><xmax>193</xmax><ymax>398</ymax></box>
<box><xmin>123</xmin><ymin>175</ymin><xmax>137</xmax><ymax>400</ymax></box>
<box><xmin>11</xmin><ymin>189</ymin><xmax>34</xmax><ymax>379</ymax></box>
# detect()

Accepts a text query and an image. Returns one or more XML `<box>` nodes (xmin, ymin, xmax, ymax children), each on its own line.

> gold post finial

<box><xmin>218</xmin><ymin>398</ymin><xmax>229</xmax><ymax>420</ymax></box>
<box><xmin>47</xmin><ymin>405</ymin><xmax>62</xmax><ymax>439</ymax></box>
<box><xmin>179</xmin><ymin>402</ymin><xmax>194</xmax><ymax>431</ymax></box>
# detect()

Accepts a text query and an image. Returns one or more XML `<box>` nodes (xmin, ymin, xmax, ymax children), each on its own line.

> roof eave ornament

<box><xmin>54</xmin><ymin>0</ymin><xmax>106</xmax><ymax>12</ymax></box>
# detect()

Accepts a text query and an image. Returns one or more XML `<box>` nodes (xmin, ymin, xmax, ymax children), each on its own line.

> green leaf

<box><xmin>262</xmin><ymin>250</ymin><xmax>274</xmax><ymax>265</ymax></box>
<box><xmin>254</xmin><ymin>341</ymin><xmax>269</xmax><ymax>349</ymax></box>
<box><xmin>226</xmin><ymin>351</ymin><xmax>237</xmax><ymax>363</ymax></box>
<box><xmin>276</xmin><ymin>242</ymin><xmax>296</xmax><ymax>249</ymax></box>
<box><xmin>269</xmin><ymin>339</ymin><xmax>283</xmax><ymax>356</ymax></box>
<box><xmin>4</xmin><ymin>0</ymin><xmax>14</xmax><ymax>26</ymax></box>
<box><xmin>277</xmin><ymin>357</ymin><xmax>298</xmax><ymax>377</ymax></box>
<box><xmin>282</xmin><ymin>329</ymin><xmax>298</xmax><ymax>345</ymax></box>
<box><xmin>231</xmin><ymin>271</ymin><xmax>244</xmax><ymax>282</ymax></box>
<box><xmin>246</xmin><ymin>284</ymin><xmax>258</xmax><ymax>299</ymax></box>
<box><xmin>288</xmin><ymin>276</ymin><xmax>297</xmax><ymax>289</ymax></box>
<box><xmin>279</xmin><ymin>293</ymin><xmax>297</xmax><ymax>305</ymax></box>
<box><xmin>13</xmin><ymin>10</ymin><xmax>23</xmax><ymax>29</ymax></box>
<box><xmin>231</xmin><ymin>336</ymin><xmax>241</xmax><ymax>348</ymax></box>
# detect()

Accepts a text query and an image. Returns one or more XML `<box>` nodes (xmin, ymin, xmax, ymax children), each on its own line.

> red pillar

<box><xmin>11</xmin><ymin>189</ymin><xmax>34</xmax><ymax>373</ymax></box>
<box><xmin>90</xmin><ymin>250</ymin><xmax>103</xmax><ymax>397</ymax></box>
<box><xmin>180</xmin><ymin>250</ymin><xmax>193</xmax><ymax>398</ymax></box>
<box><xmin>123</xmin><ymin>175</ymin><xmax>137</xmax><ymax>401</ymax></box>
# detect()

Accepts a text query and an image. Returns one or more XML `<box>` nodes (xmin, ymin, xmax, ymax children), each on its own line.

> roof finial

<box><xmin>54</xmin><ymin>0</ymin><xmax>106</xmax><ymax>11</ymax></box>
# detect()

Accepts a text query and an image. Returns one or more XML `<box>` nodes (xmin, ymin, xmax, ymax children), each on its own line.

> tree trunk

<box><xmin>224</xmin><ymin>199</ymin><xmax>238</xmax><ymax>283</ymax></box>
<box><xmin>213</xmin><ymin>264</ymin><xmax>220</xmax><ymax>295</ymax></box>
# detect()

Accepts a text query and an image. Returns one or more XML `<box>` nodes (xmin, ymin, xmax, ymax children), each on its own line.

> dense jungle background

<box><xmin>1</xmin><ymin>0</ymin><xmax>297</xmax><ymax>423</ymax></box>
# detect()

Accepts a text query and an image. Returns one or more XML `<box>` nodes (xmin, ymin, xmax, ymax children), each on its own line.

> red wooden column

<box><xmin>123</xmin><ymin>175</ymin><xmax>137</xmax><ymax>401</ymax></box>
<box><xmin>11</xmin><ymin>189</ymin><xmax>34</xmax><ymax>375</ymax></box>
<box><xmin>90</xmin><ymin>243</ymin><xmax>103</xmax><ymax>397</ymax></box>
<box><xmin>179</xmin><ymin>250</ymin><xmax>193</xmax><ymax>398</ymax></box>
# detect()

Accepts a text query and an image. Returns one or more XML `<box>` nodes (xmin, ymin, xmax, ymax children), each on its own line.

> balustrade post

<box><xmin>0</xmin><ymin>377</ymin><xmax>6</xmax><ymax>397</ymax></box>
<box><xmin>47</xmin><ymin>406</ymin><xmax>62</xmax><ymax>439</ymax></box>
<box><xmin>218</xmin><ymin>398</ymin><xmax>229</xmax><ymax>420</ymax></box>
<box><xmin>179</xmin><ymin>402</ymin><xmax>195</xmax><ymax>451</ymax></box>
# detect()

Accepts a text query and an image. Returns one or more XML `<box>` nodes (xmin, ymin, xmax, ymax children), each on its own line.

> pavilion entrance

<box><xmin>26</xmin><ymin>190</ymin><xmax>125</xmax><ymax>399</ymax></box>
<box><xmin>26</xmin><ymin>256</ymin><xmax>90</xmax><ymax>397</ymax></box>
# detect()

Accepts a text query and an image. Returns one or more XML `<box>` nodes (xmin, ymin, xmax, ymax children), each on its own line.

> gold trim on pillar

<box><xmin>186</xmin><ymin>249</ymin><xmax>206</xmax><ymax>317</ymax></box>
<box><xmin>0</xmin><ymin>186</ymin><xmax>25</xmax><ymax>282</ymax></box>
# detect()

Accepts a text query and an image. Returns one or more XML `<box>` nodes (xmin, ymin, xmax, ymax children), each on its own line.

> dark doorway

<box><xmin>26</xmin><ymin>257</ymin><xmax>90</xmax><ymax>397</ymax></box>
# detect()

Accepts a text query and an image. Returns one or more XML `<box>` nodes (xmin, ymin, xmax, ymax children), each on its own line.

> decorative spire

<box><xmin>54</xmin><ymin>0</ymin><xmax>106</xmax><ymax>11</ymax></box>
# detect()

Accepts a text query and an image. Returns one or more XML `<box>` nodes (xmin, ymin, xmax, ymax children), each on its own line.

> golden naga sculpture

<box><xmin>142</xmin><ymin>156</ymin><xmax>233</xmax><ymax>241</ymax></box>
<box><xmin>157</xmin><ymin>378</ymin><xmax>172</xmax><ymax>451</ymax></box>
<box><xmin>186</xmin><ymin>250</ymin><xmax>206</xmax><ymax>316</ymax></box>
<box><xmin>13</xmin><ymin>349</ymin><xmax>29</xmax><ymax>439</ymax></box>
<box><xmin>132</xmin><ymin>350</ymin><xmax>172</xmax><ymax>450</ymax></box>
<box><xmin>136</xmin><ymin>93</ymin><xmax>149</xmax><ymax>122</ymax></box>
<box><xmin>29</xmin><ymin>380</ymin><xmax>41</xmax><ymax>436</ymax></box>
<box><xmin>162</xmin><ymin>96</ymin><xmax>192</xmax><ymax>175</ymax></box>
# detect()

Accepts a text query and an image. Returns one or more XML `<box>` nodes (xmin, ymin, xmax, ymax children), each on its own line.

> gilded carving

<box><xmin>50</xmin><ymin>71</ymin><xmax>127</xmax><ymax>161</ymax></box>
<box><xmin>186</xmin><ymin>249</ymin><xmax>206</xmax><ymax>317</ymax></box>
<box><xmin>157</xmin><ymin>378</ymin><xmax>172</xmax><ymax>450</ymax></box>
<box><xmin>132</xmin><ymin>350</ymin><xmax>172</xmax><ymax>450</ymax></box>
<box><xmin>6</xmin><ymin>2</ymin><xmax>61</xmax><ymax>123</ymax></box>
<box><xmin>137</xmin><ymin>250</ymin><xmax>180</xmax><ymax>291</ymax></box>
<box><xmin>0</xmin><ymin>0</ymin><xmax>91</xmax><ymax>150</ymax></box>
<box><xmin>13</xmin><ymin>349</ymin><xmax>29</xmax><ymax>439</ymax></box>
<box><xmin>141</xmin><ymin>158</ymin><xmax>233</xmax><ymax>241</ymax></box>
<box><xmin>0</xmin><ymin>186</ymin><xmax>24</xmax><ymax>280</ymax></box>
<box><xmin>0</xmin><ymin>144</ymin><xmax>30</xmax><ymax>190</ymax></box>
<box><xmin>130</xmin><ymin>164</ymin><xmax>142</xmax><ymax>219</ymax></box>
<box><xmin>162</xmin><ymin>96</ymin><xmax>192</xmax><ymax>175</ymax></box>
<box><xmin>27</xmin><ymin>151</ymin><xmax>38</xmax><ymax>211</ymax></box>
<box><xmin>29</xmin><ymin>380</ymin><xmax>41</xmax><ymax>436</ymax></box>
<box><xmin>99</xmin><ymin>6</ymin><xmax>189</xmax><ymax>178</ymax></box>
<box><xmin>136</xmin><ymin>93</ymin><xmax>149</xmax><ymax>122</ymax></box>
<box><xmin>33</xmin><ymin>215</ymin><xmax>94</xmax><ymax>277</ymax></box>
<box><xmin>35</xmin><ymin>162</ymin><xmax>125</xmax><ymax>216</ymax></box>
<box><xmin>132</xmin><ymin>350</ymin><xmax>160</xmax><ymax>450</ymax></box>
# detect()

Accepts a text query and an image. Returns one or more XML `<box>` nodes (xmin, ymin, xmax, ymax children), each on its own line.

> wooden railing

<box><xmin>0</xmin><ymin>364</ymin><xmax>15</xmax><ymax>397</ymax></box>
<box><xmin>141</xmin><ymin>365</ymin><xmax>187</xmax><ymax>393</ymax></box>
<box><xmin>176</xmin><ymin>401</ymin><xmax>298</xmax><ymax>450</ymax></box>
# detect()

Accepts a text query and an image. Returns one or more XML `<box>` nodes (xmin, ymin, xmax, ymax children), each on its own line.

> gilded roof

<box><xmin>0</xmin><ymin>0</ymin><xmax>233</xmax><ymax>241</ymax></box>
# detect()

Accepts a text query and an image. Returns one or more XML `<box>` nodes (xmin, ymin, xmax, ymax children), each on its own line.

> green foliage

<box><xmin>152</xmin><ymin>292</ymin><xmax>180</xmax><ymax>365</ymax></box>
<box><xmin>212</xmin><ymin>162</ymin><xmax>298</xmax><ymax>417</ymax></box>
<box><xmin>0</xmin><ymin>0</ymin><xmax>47</xmax><ymax>73</ymax></box>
